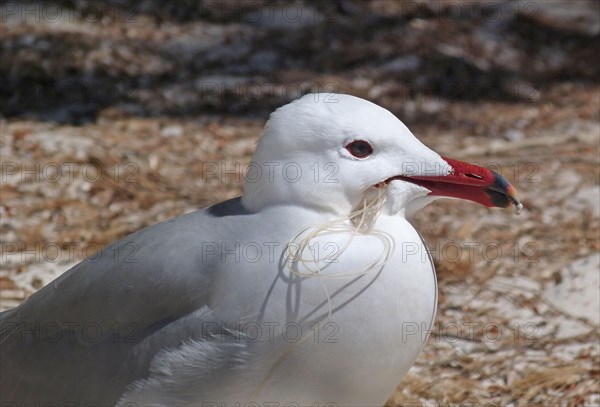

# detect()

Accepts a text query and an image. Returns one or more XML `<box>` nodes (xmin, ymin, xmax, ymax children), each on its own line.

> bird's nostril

<box><xmin>464</xmin><ymin>173</ymin><xmax>483</xmax><ymax>179</ymax></box>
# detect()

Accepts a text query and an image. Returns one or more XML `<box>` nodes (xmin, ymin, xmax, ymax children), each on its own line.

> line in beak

<box><xmin>386</xmin><ymin>156</ymin><xmax>523</xmax><ymax>213</ymax></box>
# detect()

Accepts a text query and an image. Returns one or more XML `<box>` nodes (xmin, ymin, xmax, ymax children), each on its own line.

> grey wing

<box><xmin>0</xmin><ymin>198</ymin><xmax>252</xmax><ymax>405</ymax></box>
<box><xmin>117</xmin><ymin>306</ymin><xmax>253</xmax><ymax>406</ymax></box>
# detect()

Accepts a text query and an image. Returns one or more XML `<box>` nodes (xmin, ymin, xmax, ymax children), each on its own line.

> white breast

<box><xmin>208</xmin><ymin>211</ymin><xmax>438</xmax><ymax>406</ymax></box>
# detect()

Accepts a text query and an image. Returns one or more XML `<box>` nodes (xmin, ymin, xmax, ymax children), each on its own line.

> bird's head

<box><xmin>242</xmin><ymin>93</ymin><xmax>521</xmax><ymax>218</ymax></box>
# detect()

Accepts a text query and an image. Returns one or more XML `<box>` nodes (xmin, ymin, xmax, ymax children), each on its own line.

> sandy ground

<box><xmin>1</xmin><ymin>1</ymin><xmax>599</xmax><ymax>405</ymax></box>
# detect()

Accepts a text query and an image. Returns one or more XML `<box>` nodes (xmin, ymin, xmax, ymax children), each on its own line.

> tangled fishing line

<box><xmin>250</xmin><ymin>185</ymin><xmax>396</xmax><ymax>400</ymax></box>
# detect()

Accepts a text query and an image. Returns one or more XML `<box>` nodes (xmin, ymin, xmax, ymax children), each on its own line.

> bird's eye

<box><xmin>345</xmin><ymin>140</ymin><xmax>373</xmax><ymax>158</ymax></box>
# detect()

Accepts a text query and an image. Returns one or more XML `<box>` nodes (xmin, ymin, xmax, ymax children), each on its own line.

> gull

<box><xmin>0</xmin><ymin>94</ymin><xmax>521</xmax><ymax>406</ymax></box>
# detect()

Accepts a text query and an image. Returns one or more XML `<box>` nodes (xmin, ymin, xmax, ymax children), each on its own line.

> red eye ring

<box><xmin>345</xmin><ymin>140</ymin><xmax>373</xmax><ymax>158</ymax></box>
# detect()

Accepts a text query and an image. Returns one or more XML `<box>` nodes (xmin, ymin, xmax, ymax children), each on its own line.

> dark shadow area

<box><xmin>1</xmin><ymin>0</ymin><xmax>598</xmax><ymax>124</ymax></box>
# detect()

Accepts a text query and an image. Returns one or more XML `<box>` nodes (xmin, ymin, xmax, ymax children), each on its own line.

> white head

<box><xmin>242</xmin><ymin>93</ymin><xmax>520</xmax><ymax>217</ymax></box>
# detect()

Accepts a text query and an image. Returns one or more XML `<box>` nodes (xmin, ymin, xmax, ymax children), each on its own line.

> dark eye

<box><xmin>345</xmin><ymin>140</ymin><xmax>373</xmax><ymax>158</ymax></box>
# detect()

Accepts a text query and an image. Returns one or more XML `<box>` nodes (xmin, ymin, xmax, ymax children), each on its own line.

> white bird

<box><xmin>0</xmin><ymin>94</ymin><xmax>521</xmax><ymax>406</ymax></box>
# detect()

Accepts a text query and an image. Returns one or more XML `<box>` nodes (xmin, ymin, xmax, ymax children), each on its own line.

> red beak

<box><xmin>387</xmin><ymin>157</ymin><xmax>521</xmax><ymax>209</ymax></box>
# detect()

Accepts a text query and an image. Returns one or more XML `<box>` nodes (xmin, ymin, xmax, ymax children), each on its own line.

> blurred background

<box><xmin>1</xmin><ymin>0</ymin><xmax>599</xmax><ymax>405</ymax></box>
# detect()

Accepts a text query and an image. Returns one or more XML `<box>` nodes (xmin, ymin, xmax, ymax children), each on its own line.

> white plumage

<box><xmin>1</xmin><ymin>94</ymin><xmax>520</xmax><ymax>406</ymax></box>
